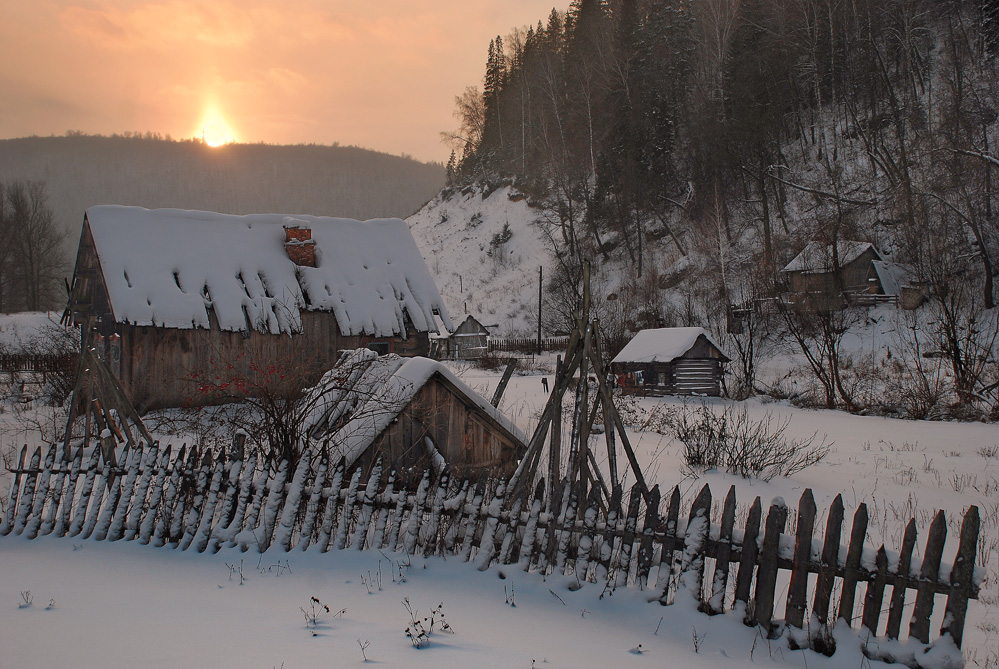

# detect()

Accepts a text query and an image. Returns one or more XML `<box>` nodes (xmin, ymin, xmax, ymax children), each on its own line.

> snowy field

<box><xmin>1</xmin><ymin>360</ymin><xmax>997</xmax><ymax>668</ymax></box>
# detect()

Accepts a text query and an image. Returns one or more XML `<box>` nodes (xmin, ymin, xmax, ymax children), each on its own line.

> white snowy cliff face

<box><xmin>84</xmin><ymin>206</ymin><xmax>453</xmax><ymax>337</ymax></box>
<box><xmin>407</xmin><ymin>186</ymin><xmax>548</xmax><ymax>337</ymax></box>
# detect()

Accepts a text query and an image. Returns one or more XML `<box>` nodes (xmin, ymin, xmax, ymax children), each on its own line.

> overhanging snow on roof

<box><xmin>611</xmin><ymin>327</ymin><xmax>728</xmax><ymax>365</ymax></box>
<box><xmin>84</xmin><ymin>206</ymin><xmax>453</xmax><ymax>337</ymax></box>
<box><xmin>301</xmin><ymin>350</ymin><xmax>527</xmax><ymax>469</ymax></box>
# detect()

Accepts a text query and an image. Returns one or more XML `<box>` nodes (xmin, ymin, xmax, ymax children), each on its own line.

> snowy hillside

<box><xmin>408</xmin><ymin>186</ymin><xmax>549</xmax><ymax>337</ymax></box>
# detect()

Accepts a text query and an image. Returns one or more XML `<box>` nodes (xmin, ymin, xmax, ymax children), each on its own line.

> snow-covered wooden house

<box><xmin>781</xmin><ymin>240</ymin><xmax>883</xmax><ymax>309</ymax></box>
<box><xmin>610</xmin><ymin>327</ymin><xmax>729</xmax><ymax>397</ymax></box>
<box><xmin>301</xmin><ymin>349</ymin><xmax>526</xmax><ymax>476</ymax></box>
<box><xmin>64</xmin><ymin>206</ymin><xmax>453</xmax><ymax>411</ymax></box>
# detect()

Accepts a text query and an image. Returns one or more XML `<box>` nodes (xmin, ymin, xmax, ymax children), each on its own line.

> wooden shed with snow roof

<box><xmin>781</xmin><ymin>240</ymin><xmax>882</xmax><ymax>310</ymax></box>
<box><xmin>441</xmin><ymin>314</ymin><xmax>491</xmax><ymax>360</ymax></box>
<box><xmin>610</xmin><ymin>327</ymin><xmax>729</xmax><ymax>397</ymax></box>
<box><xmin>301</xmin><ymin>349</ymin><xmax>526</xmax><ymax>477</ymax></box>
<box><xmin>63</xmin><ymin>206</ymin><xmax>453</xmax><ymax>411</ymax></box>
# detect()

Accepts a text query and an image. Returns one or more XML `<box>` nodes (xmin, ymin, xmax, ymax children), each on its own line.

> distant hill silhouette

<box><xmin>0</xmin><ymin>134</ymin><xmax>445</xmax><ymax>258</ymax></box>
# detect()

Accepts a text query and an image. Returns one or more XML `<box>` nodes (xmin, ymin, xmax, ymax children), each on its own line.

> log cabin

<box><xmin>611</xmin><ymin>327</ymin><xmax>729</xmax><ymax>397</ymax></box>
<box><xmin>63</xmin><ymin>206</ymin><xmax>453</xmax><ymax>411</ymax></box>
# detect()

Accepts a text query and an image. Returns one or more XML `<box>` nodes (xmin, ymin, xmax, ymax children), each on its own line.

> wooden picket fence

<box><xmin>1</xmin><ymin>440</ymin><xmax>982</xmax><ymax>663</ymax></box>
<box><xmin>489</xmin><ymin>336</ymin><xmax>570</xmax><ymax>353</ymax></box>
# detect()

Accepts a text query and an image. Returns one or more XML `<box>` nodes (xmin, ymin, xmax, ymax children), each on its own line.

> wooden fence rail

<box><xmin>1</xmin><ymin>441</ymin><xmax>981</xmax><ymax>665</ymax></box>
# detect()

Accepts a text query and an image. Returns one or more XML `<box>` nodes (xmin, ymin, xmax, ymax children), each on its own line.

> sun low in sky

<box><xmin>0</xmin><ymin>0</ymin><xmax>560</xmax><ymax>162</ymax></box>
<box><xmin>197</xmin><ymin>105</ymin><xmax>238</xmax><ymax>147</ymax></box>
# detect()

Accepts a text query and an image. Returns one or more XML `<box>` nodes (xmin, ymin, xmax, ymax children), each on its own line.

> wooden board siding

<box><xmin>352</xmin><ymin>375</ymin><xmax>523</xmax><ymax>478</ymax></box>
<box><xmin>117</xmin><ymin>312</ymin><xmax>426</xmax><ymax>411</ymax></box>
<box><xmin>787</xmin><ymin>248</ymin><xmax>881</xmax><ymax>308</ymax></box>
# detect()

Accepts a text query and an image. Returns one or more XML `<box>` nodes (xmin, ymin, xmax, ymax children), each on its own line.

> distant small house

<box><xmin>781</xmin><ymin>240</ymin><xmax>882</xmax><ymax>309</ymax></box>
<box><xmin>302</xmin><ymin>349</ymin><xmax>526</xmax><ymax>476</ymax></box>
<box><xmin>64</xmin><ymin>206</ymin><xmax>453</xmax><ymax>411</ymax></box>
<box><xmin>610</xmin><ymin>327</ymin><xmax>729</xmax><ymax>397</ymax></box>
<box><xmin>439</xmin><ymin>315</ymin><xmax>491</xmax><ymax>360</ymax></box>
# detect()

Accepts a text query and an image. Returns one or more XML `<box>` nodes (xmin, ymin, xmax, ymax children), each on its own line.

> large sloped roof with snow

<box><xmin>781</xmin><ymin>240</ymin><xmax>881</xmax><ymax>274</ymax></box>
<box><xmin>300</xmin><ymin>349</ymin><xmax>527</xmax><ymax>468</ymax></box>
<box><xmin>83</xmin><ymin>206</ymin><xmax>452</xmax><ymax>337</ymax></box>
<box><xmin>611</xmin><ymin>327</ymin><xmax>729</xmax><ymax>365</ymax></box>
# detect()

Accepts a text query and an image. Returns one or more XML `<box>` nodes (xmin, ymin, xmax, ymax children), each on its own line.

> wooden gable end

<box><xmin>358</xmin><ymin>374</ymin><xmax>523</xmax><ymax>478</ymax></box>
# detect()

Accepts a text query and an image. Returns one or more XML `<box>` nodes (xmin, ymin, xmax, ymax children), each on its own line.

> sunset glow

<box><xmin>0</xmin><ymin>1</ymin><xmax>561</xmax><ymax>162</ymax></box>
<box><xmin>197</xmin><ymin>105</ymin><xmax>238</xmax><ymax>147</ymax></box>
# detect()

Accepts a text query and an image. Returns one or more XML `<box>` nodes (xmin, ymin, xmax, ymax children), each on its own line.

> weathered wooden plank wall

<box><xmin>1</xmin><ymin>441</ymin><xmax>983</xmax><ymax>664</ymax></box>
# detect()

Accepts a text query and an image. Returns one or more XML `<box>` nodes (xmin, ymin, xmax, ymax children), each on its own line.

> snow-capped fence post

<box><xmin>353</xmin><ymin>458</ymin><xmax>384</xmax><ymax>551</ymax></box>
<box><xmin>139</xmin><ymin>445</ymin><xmax>172</xmax><ymax>545</ymax></box>
<box><xmin>498</xmin><ymin>492</ymin><xmax>524</xmax><ymax>565</ymax></box>
<box><xmin>475</xmin><ymin>478</ymin><xmax>506</xmax><ymax>571</ymax></box>
<box><xmin>908</xmin><ymin>510</ymin><xmax>948</xmax><ymax>644</ymax></box>
<box><xmin>635</xmin><ymin>484</ymin><xmax>660</xmax><ymax>591</ymax></box>
<box><xmin>615</xmin><ymin>483</ymin><xmax>643</xmax><ymax>589</ymax></box>
<box><xmin>837</xmin><ymin>503</ymin><xmax>870</xmax><ymax>625</ymax></box>
<box><xmin>107</xmin><ymin>442</ymin><xmax>144</xmax><ymax>541</ymax></box>
<box><xmin>785</xmin><ymin>488</ymin><xmax>816</xmax><ymax>631</ymax></box>
<box><xmin>733</xmin><ymin>496</ymin><xmax>762</xmax><ymax>609</ymax></box>
<box><xmin>654</xmin><ymin>485</ymin><xmax>681</xmax><ymax>596</ymax></box>
<box><xmin>53</xmin><ymin>446</ymin><xmax>83</xmax><ymax>537</ymax></box>
<box><xmin>885</xmin><ymin>518</ymin><xmax>917</xmax><ymax>640</ymax></box>
<box><xmin>752</xmin><ymin>497</ymin><xmax>788</xmax><ymax>635</ymax></box>
<box><xmin>708</xmin><ymin>485</ymin><xmax>736</xmax><ymax>614</ymax></box>
<box><xmin>370</xmin><ymin>469</ymin><xmax>395</xmax><ymax>551</ymax></box>
<box><xmin>941</xmin><ymin>504</ymin><xmax>980</xmax><ymax>649</ymax></box>
<box><xmin>518</xmin><ymin>478</ymin><xmax>545</xmax><ymax>572</ymax></box>
<box><xmin>459</xmin><ymin>476</ymin><xmax>487</xmax><ymax>561</ymax></box>
<box><xmin>153</xmin><ymin>444</ymin><xmax>185</xmax><ymax>546</ymax></box>
<box><xmin>677</xmin><ymin>483</ymin><xmax>711</xmax><ymax>605</ymax></box>
<box><xmin>39</xmin><ymin>446</ymin><xmax>68</xmax><ymax>537</ymax></box>
<box><xmin>275</xmin><ymin>446</ymin><xmax>313</xmax><ymax>552</ymax></box>
<box><xmin>69</xmin><ymin>447</ymin><xmax>103</xmax><ymax>538</ymax></box>
<box><xmin>595</xmin><ymin>484</ymin><xmax>622</xmax><ymax>584</ymax></box>
<box><xmin>384</xmin><ymin>469</ymin><xmax>409</xmax><ymax>552</ymax></box>
<box><xmin>419</xmin><ymin>466</ymin><xmax>448</xmax><ymax>554</ymax></box>
<box><xmin>811</xmin><ymin>493</ymin><xmax>843</xmax><ymax>645</ymax></box>
<box><xmin>316</xmin><ymin>456</ymin><xmax>345</xmax><ymax>552</ymax></box>
<box><xmin>24</xmin><ymin>444</ymin><xmax>56</xmax><ymax>539</ymax></box>
<box><xmin>123</xmin><ymin>443</ymin><xmax>159</xmax><ymax>541</ymax></box>
<box><xmin>297</xmin><ymin>450</ymin><xmax>328</xmax><ymax>552</ymax></box>
<box><xmin>178</xmin><ymin>449</ymin><xmax>213</xmax><ymax>550</ymax></box>
<box><xmin>1</xmin><ymin>445</ymin><xmax>28</xmax><ymax>536</ymax></box>
<box><xmin>861</xmin><ymin>547</ymin><xmax>889</xmax><ymax>636</ymax></box>
<box><xmin>574</xmin><ymin>486</ymin><xmax>602</xmax><ymax>584</ymax></box>
<box><xmin>193</xmin><ymin>449</ymin><xmax>227</xmax><ymax>552</ymax></box>
<box><xmin>13</xmin><ymin>446</ymin><xmax>42</xmax><ymax>535</ymax></box>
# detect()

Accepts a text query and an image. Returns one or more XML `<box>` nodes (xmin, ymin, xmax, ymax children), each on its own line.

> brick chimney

<box><xmin>283</xmin><ymin>221</ymin><xmax>316</xmax><ymax>267</ymax></box>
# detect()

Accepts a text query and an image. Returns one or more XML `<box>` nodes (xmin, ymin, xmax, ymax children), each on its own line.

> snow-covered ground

<box><xmin>2</xmin><ymin>359</ymin><xmax>997</xmax><ymax>668</ymax></box>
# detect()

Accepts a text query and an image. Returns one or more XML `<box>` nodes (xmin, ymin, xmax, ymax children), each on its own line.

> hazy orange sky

<box><xmin>0</xmin><ymin>1</ymin><xmax>562</xmax><ymax>163</ymax></box>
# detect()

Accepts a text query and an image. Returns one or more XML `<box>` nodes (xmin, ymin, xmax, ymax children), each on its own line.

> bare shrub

<box><xmin>662</xmin><ymin>403</ymin><xmax>831</xmax><ymax>481</ymax></box>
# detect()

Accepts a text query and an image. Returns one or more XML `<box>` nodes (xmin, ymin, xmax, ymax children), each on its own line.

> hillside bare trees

<box><xmin>0</xmin><ymin>181</ymin><xmax>67</xmax><ymax>313</ymax></box>
<box><xmin>448</xmin><ymin>0</ymin><xmax>998</xmax><ymax>414</ymax></box>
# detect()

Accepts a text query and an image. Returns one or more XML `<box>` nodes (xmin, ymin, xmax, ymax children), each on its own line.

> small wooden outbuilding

<box><xmin>439</xmin><ymin>315</ymin><xmax>491</xmax><ymax>360</ymax></box>
<box><xmin>610</xmin><ymin>327</ymin><xmax>729</xmax><ymax>397</ymax></box>
<box><xmin>302</xmin><ymin>349</ymin><xmax>526</xmax><ymax>477</ymax></box>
